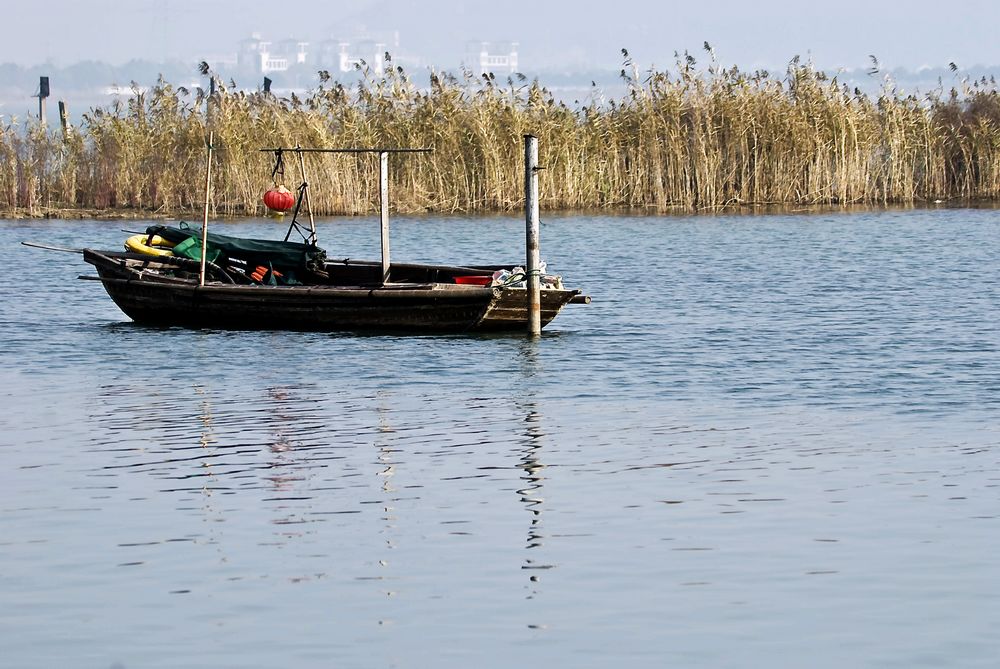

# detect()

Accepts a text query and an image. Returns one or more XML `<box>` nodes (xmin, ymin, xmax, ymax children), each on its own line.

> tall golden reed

<box><xmin>4</xmin><ymin>52</ymin><xmax>1000</xmax><ymax>216</ymax></box>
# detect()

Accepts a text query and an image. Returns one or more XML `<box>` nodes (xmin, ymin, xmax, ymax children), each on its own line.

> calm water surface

<box><xmin>1</xmin><ymin>209</ymin><xmax>998</xmax><ymax>668</ymax></box>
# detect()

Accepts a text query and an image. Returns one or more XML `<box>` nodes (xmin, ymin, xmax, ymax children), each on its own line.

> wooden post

<box><xmin>38</xmin><ymin>76</ymin><xmax>49</xmax><ymax>126</ymax></box>
<box><xmin>295</xmin><ymin>147</ymin><xmax>317</xmax><ymax>245</ymax></box>
<box><xmin>379</xmin><ymin>150</ymin><xmax>390</xmax><ymax>285</ymax></box>
<box><xmin>57</xmin><ymin>101</ymin><xmax>70</xmax><ymax>138</ymax></box>
<box><xmin>263</xmin><ymin>76</ymin><xmax>272</xmax><ymax>93</ymax></box>
<box><xmin>199</xmin><ymin>132</ymin><xmax>214</xmax><ymax>287</ymax></box>
<box><xmin>524</xmin><ymin>135</ymin><xmax>541</xmax><ymax>336</ymax></box>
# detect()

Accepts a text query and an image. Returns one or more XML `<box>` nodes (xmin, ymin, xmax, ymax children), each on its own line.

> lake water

<box><xmin>1</xmin><ymin>209</ymin><xmax>998</xmax><ymax>668</ymax></box>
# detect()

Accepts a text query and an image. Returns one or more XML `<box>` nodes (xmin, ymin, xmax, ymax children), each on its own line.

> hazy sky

<box><xmin>5</xmin><ymin>0</ymin><xmax>1000</xmax><ymax>72</ymax></box>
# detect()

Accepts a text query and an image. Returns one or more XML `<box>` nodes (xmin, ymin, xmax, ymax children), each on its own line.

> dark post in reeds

<box><xmin>379</xmin><ymin>151</ymin><xmax>391</xmax><ymax>284</ymax></box>
<box><xmin>524</xmin><ymin>135</ymin><xmax>541</xmax><ymax>336</ymax></box>
<box><xmin>57</xmin><ymin>101</ymin><xmax>70</xmax><ymax>138</ymax></box>
<box><xmin>37</xmin><ymin>76</ymin><xmax>49</xmax><ymax>126</ymax></box>
<box><xmin>263</xmin><ymin>76</ymin><xmax>272</xmax><ymax>93</ymax></box>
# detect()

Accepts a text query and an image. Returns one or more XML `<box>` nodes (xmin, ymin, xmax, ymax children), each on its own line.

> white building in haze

<box><xmin>238</xmin><ymin>34</ymin><xmax>309</xmax><ymax>74</ymax></box>
<box><xmin>335</xmin><ymin>40</ymin><xmax>386</xmax><ymax>75</ymax></box>
<box><xmin>469</xmin><ymin>41</ymin><xmax>519</xmax><ymax>75</ymax></box>
<box><xmin>239</xmin><ymin>33</ymin><xmax>387</xmax><ymax>75</ymax></box>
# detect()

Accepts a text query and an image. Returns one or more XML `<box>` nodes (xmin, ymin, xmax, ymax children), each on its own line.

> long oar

<box><xmin>21</xmin><ymin>241</ymin><xmax>84</xmax><ymax>253</ymax></box>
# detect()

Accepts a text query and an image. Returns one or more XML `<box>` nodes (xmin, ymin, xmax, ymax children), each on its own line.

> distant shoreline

<box><xmin>4</xmin><ymin>200</ymin><xmax>995</xmax><ymax>222</ymax></box>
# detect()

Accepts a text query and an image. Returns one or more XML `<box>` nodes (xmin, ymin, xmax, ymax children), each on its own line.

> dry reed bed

<box><xmin>4</xmin><ymin>56</ymin><xmax>1000</xmax><ymax>216</ymax></box>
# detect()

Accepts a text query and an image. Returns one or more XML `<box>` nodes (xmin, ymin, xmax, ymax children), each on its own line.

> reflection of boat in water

<box><xmin>75</xmin><ymin>142</ymin><xmax>589</xmax><ymax>333</ymax></box>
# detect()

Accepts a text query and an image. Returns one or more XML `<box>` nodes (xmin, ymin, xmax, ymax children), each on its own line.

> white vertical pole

<box><xmin>199</xmin><ymin>132</ymin><xmax>214</xmax><ymax>287</ymax></box>
<box><xmin>379</xmin><ymin>150</ymin><xmax>391</xmax><ymax>285</ymax></box>
<box><xmin>524</xmin><ymin>135</ymin><xmax>541</xmax><ymax>336</ymax></box>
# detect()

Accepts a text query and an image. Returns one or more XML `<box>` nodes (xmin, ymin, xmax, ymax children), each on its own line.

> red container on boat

<box><xmin>454</xmin><ymin>275</ymin><xmax>492</xmax><ymax>286</ymax></box>
<box><xmin>263</xmin><ymin>185</ymin><xmax>296</xmax><ymax>212</ymax></box>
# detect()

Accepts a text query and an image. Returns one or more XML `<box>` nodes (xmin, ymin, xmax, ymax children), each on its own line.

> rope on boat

<box><xmin>271</xmin><ymin>148</ymin><xmax>286</xmax><ymax>186</ymax></box>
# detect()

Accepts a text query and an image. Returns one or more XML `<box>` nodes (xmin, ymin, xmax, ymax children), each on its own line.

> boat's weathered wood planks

<box><xmin>84</xmin><ymin>249</ymin><xmax>583</xmax><ymax>333</ymax></box>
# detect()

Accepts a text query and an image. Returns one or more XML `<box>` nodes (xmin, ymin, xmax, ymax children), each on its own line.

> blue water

<box><xmin>1</xmin><ymin>209</ymin><xmax>998</xmax><ymax>668</ymax></box>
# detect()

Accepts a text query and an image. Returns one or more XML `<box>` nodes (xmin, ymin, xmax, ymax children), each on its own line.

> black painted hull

<box><xmin>84</xmin><ymin>250</ymin><xmax>579</xmax><ymax>333</ymax></box>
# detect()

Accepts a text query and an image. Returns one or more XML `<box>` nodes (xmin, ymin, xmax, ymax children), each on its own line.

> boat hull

<box><xmin>84</xmin><ymin>250</ymin><xmax>579</xmax><ymax>333</ymax></box>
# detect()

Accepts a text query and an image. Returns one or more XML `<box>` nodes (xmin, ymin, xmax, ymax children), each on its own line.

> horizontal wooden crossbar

<box><xmin>258</xmin><ymin>147</ymin><xmax>433</xmax><ymax>153</ymax></box>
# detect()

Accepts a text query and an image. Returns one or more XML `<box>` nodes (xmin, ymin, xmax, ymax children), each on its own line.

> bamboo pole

<box><xmin>295</xmin><ymin>147</ymin><xmax>317</xmax><ymax>245</ymax></box>
<box><xmin>524</xmin><ymin>135</ymin><xmax>541</xmax><ymax>336</ymax></box>
<box><xmin>199</xmin><ymin>132</ymin><xmax>214</xmax><ymax>287</ymax></box>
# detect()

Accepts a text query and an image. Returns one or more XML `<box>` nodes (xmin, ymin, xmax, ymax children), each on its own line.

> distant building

<box><xmin>237</xmin><ymin>33</ymin><xmax>310</xmax><ymax>74</ymax></box>
<box><xmin>237</xmin><ymin>34</ymin><xmax>270</xmax><ymax>73</ymax></box>
<box><xmin>233</xmin><ymin>31</ymin><xmax>414</xmax><ymax>79</ymax></box>
<box><xmin>316</xmin><ymin>39</ymin><xmax>343</xmax><ymax>70</ymax></box>
<box><xmin>467</xmin><ymin>41</ymin><xmax>519</xmax><ymax>75</ymax></box>
<box><xmin>277</xmin><ymin>39</ymin><xmax>310</xmax><ymax>67</ymax></box>
<box><xmin>329</xmin><ymin>39</ymin><xmax>386</xmax><ymax>75</ymax></box>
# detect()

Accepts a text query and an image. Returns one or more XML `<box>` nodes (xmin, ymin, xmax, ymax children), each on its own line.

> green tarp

<box><xmin>145</xmin><ymin>224</ymin><xmax>326</xmax><ymax>274</ymax></box>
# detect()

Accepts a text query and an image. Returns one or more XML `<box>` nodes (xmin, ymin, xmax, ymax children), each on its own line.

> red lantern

<box><xmin>263</xmin><ymin>185</ymin><xmax>296</xmax><ymax>212</ymax></box>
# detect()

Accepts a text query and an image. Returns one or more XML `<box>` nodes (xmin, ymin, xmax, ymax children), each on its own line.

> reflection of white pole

<box><xmin>199</xmin><ymin>132</ymin><xmax>214</xmax><ymax>287</ymax></box>
<box><xmin>524</xmin><ymin>135</ymin><xmax>541</xmax><ymax>336</ymax></box>
<box><xmin>379</xmin><ymin>151</ymin><xmax>391</xmax><ymax>285</ymax></box>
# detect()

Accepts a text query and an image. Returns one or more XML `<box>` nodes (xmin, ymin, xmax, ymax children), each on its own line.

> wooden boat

<box><xmin>81</xmin><ymin>243</ymin><xmax>588</xmax><ymax>333</ymax></box>
<box><xmin>71</xmin><ymin>142</ymin><xmax>588</xmax><ymax>333</ymax></box>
